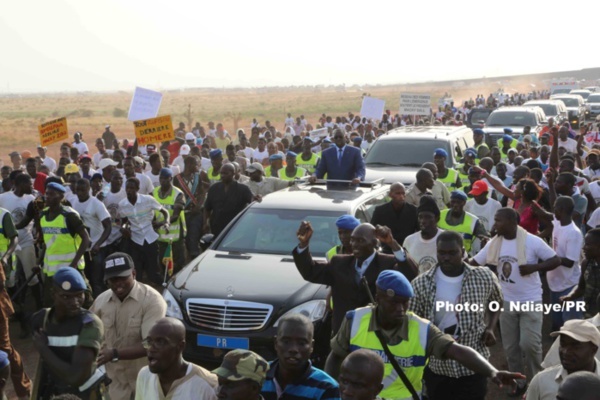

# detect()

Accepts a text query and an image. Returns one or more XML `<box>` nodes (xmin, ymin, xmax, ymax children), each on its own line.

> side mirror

<box><xmin>200</xmin><ymin>233</ymin><xmax>215</xmax><ymax>246</ymax></box>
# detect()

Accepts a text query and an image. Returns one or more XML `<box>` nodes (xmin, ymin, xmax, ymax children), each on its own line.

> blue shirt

<box><xmin>261</xmin><ymin>360</ymin><xmax>341</xmax><ymax>400</ymax></box>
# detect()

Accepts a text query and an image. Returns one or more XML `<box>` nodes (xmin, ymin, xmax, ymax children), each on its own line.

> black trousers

<box><xmin>126</xmin><ymin>239</ymin><xmax>162</xmax><ymax>286</ymax></box>
<box><xmin>424</xmin><ymin>367</ymin><xmax>488</xmax><ymax>400</ymax></box>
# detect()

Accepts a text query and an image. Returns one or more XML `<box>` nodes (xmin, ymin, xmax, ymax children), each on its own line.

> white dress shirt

<box><xmin>118</xmin><ymin>194</ymin><xmax>163</xmax><ymax>245</ymax></box>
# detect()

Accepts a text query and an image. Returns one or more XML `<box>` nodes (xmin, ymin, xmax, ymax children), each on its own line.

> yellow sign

<box><xmin>133</xmin><ymin>115</ymin><xmax>174</xmax><ymax>146</ymax></box>
<box><xmin>38</xmin><ymin>117</ymin><xmax>69</xmax><ymax>147</ymax></box>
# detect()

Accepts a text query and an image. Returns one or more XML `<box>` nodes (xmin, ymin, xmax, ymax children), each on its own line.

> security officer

<box><xmin>438</xmin><ymin>190</ymin><xmax>487</xmax><ymax>256</ymax></box>
<box><xmin>473</xmin><ymin>129</ymin><xmax>490</xmax><ymax>160</ymax></box>
<box><xmin>207</xmin><ymin>149</ymin><xmax>223</xmax><ymax>185</ymax></box>
<box><xmin>31</xmin><ymin>267</ymin><xmax>106</xmax><ymax>400</ymax></box>
<box><xmin>296</xmin><ymin>137</ymin><xmax>320</xmax><ymax>175</ymax></box>
<box><xmin>433</xmin><ymin>148</ymin><xmax>461</xmax><ymax>189</ymax></box>
<box><xmin>278</xmin><ymin>151</ymin><xmax>307</xmax><ymax>181</ymax></box>
<box><xmin>326</xmin><ymin>215</ymin><xmax>360</xmax><ymax>261</ymax></box>
<box><xmin>456</xmin><ymin>148</ymin><xmax>477</xmax><ymax>187</ymax></box>
<box><xmin>38</xmin><ymin>182</ymin><xmax>91</xmax><ymax>305</ymax></box>
<box><xmin>498</xmin><ymin>130</ymin><xmax>519</xmax><ymax>161</ymax></box>
<box><xmin>153</xmin><ymin>168</ymin><xmax>186</xmax><ymax>274</ymax></box>
<box><xmin>264</xmin><ymin>154</ymin><xmax>284</xmax><ymax>178</ymax></box>
<box><xmin>325</xmin><ymin>270</ymin><xmax>524</xmax><ymax>400</ymax></box>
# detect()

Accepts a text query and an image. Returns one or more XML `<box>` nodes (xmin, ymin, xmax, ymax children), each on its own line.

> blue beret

<box><xmin>53</xmin><ymin>267</ymin><xmax>87</xmax><ymax>292</ymax></box>
<box><xmin>286</xmin><ymin>151</ymin><xmax>297</xmax><ymax>158</ymax></box>
<box><xmin>91</xmin><ymin>173</ymin><xmax>103</xmax><ymax>181</ymax></box>
<box><xmin>502</xmin><ymin>134</ymin><xmax>513</xmax><ymax>142</ymax></box>
<box><xmin>209</xmin><ymin>149</ymin><xmax>223</xmax><ymax>159</ymax></box>
<box><xmin>376</xmin><ymin>270</ymin><xmax>413</xmax><ymax>298</ymax></box>
<box><xmin>159</xmin><ymin>168</ymin><xmax>173</xmax><ymax>178</ymax></box>
<box><xmin>433</xmin><ymin>148</ymin><xmax>448</xmax><ymax>158</ymax></box>
<box><xmin>303</xmin><ymin>137</ymin><xmax>315</xmax><ymax>143</ymax></box>
<box><xmin>353</xmin><ymin>137</ymin><xmax>363</xmax><ymax>143</ymax></box>
<box><xmin>335</xmin><ymin>215</ymin><xmax>360</xmax><ymax>231</ymax></box>
<box><xmin>503</xmin><ymin>128</ymin><xmax>513</xmax><ymax>134</ymax></box>
<box><xmin>269</xmin><ymin>154</ymin><xmax>283</xmax><ymax>162</ymax></box>
<box><xmin>451</xmin><ymin>190</ymin><xmax>467</xmax><ymax>201</ymax></box>
<box><xmin>473</xmin><ymin>128</ymin><xmax>484</xmax><ymax>135</ymax></box>
<box><xmin>46</xmin><ymin>182</ymin><xmax>66</xmax><ymax>193</ymax></box>
<box><xmin>464</xmin><ymin>148</ymin><xmax>477</xmax><ymax>158</ymax></box>
<box><xmin>0</xmin><ymin>351</ymin><xmax>8</xmax><ymax>369</ymax></box>
<box><xmin>323</xmin><ymin>138</ymin><xmax>332</xmax><ymax>143</ymax></box>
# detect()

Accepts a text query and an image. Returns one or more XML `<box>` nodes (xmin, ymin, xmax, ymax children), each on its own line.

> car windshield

<box><xmin>557</xmin><ymin>98</ymin><xmax>579</xmax><ymax>107</ymax></box>
<box><xmin>470</xmin><ymin>110</ymin><xmax>491</xmax><ymax>123</ymax></box>
<box><xmin>527</xmin><ymin>104</ymin><xmax>557</xmax><ymax>117</ymax></box>
<box><xmin>365</xmin><ymin>139</ymin><xmax>453</xmax><ymax>167</ymax></box>
<box><xmin>217</xmin><ymin>208</ymin><xmax>343</xmax><ymax>256</ymax></box>
<box><xmin>588</xmin><ymin>95</ymin><xmax>600</xmax><ymax>103</ymax></box>
<box><xmin>572</xmin><ymin>91</ymin><xmax>591</xmax><ymax>100</ymax></box>
<box><xmin>553</xmin><ymin>89</ymin><xmax>572</xmax><ymax>94</ymax></box>
<box><xmin>486</xmin><ymin>111</ymin><xmax>536</xmax><ymax>127</ymax></box>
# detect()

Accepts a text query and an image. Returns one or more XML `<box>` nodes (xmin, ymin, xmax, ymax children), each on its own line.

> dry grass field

<box><xmin>0</xmin><ymin>78</ymin><xmax>541</xmax><ymax>161</ymax></box>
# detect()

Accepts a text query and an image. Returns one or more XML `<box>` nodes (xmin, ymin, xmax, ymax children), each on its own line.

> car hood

<box><xmin>170</xmin><ymin>250</ymin><xmax>322</xmax><ymax>306</ymax></box>
<box><xmin>365</xmin><ymin>166</ymin><xmax>419</xmax><ymax>185</ymax></box>
<box><xmin>565</xmin><ymin>107</ymin><xmax>581</xmax><ymax>112</ymax></box>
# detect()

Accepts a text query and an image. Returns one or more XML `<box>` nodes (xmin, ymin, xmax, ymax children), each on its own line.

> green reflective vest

<box><xmin>278</xmin><ymin>167</ymin><xmax>307</xmax><ymax>181</ymax></box>
<box><xmin>349</xmin><ymin>307</ymin><xmax>429</xmax><ymax>400</ymax></box>
<box><xmin>41</xmin><ymin>207</ymin><xmax>85</xmax><ymax>276</ymax></box>
<box><xmin>438</xmin><ymin>209</ymin><xmax>478</xmax><ymax>254</ymax></box>
<box><xmin>455</xmin><ymin>165</ymin><xmax>471</xmax><ymax>187</ymax></box>
<box><xmin>207</xmin><ymin>167</ymin><xmax>221</xmax><ymax>184</ymax></box>
<box><xmin>0</xmin><ymin>208</ymin><xmax>10</xmax><ymax>254</ymax></box>
<box><xmin>437</xmin><ymin>168</ymin><xmax>459</xmax><ymax>189</ymax></box>
<box><xmin>153</xmin><ymin>186</ymin><xmax>186</xmax><ymax>242</ymax></box>
<box><xmin>296</xmin><ymin>153</ymin><xmax>319</xmax><ymax>174</ymax></box>
<box><xmin>496</xmin><ymin>138</ymin><xmax>519</xmax><ymax>161</ymax></box>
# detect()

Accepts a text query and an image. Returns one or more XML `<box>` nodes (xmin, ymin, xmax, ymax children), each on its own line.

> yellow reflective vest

<box><xmin>296</xmin><ymin>153</ymin><xmax>319</xmax><ymax>174</ymax></box>
<box><xmin>0</xmin><ymin>208</ymin><xmax>10</xmax><ymax>254</ymax></box>
<box><xmin>349</xmin><ymin>306</ymin><xmax>429</xmax><ymax>400</ymax></box>
<box><xmin>438</xmin><ymin>209</ymin><xmax>478</xmax><ymax>254</ymax></box>
<box><xmin>437</xmin><ymin>168</ymin><xmax>459</xmax><ymax>189</ymax></box>
<box><xmin>153</xmin><ymin>186</ymin><xmax>186</xmax><ymax>242</ymax></box>
<box><xmin>41</xmin><ymin>206</ymin><xmax>85</xmax><ymax>276</ymax></box>
<box><xmin>207</xmin><ymin>167</ymin><xmax>221</xmax><ymax>184</ymax></box>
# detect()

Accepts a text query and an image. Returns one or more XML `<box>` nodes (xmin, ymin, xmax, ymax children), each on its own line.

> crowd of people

<box><xmin>0</xmin><ymin>97</ymin><xmax>599</xmax><ymax>399</ymax></box>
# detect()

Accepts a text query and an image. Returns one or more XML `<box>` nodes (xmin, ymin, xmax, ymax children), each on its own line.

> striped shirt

<box><xmin>261</xmin><ymin>360</ymin><xmax>340</xmax><ymax>400</ymax></box>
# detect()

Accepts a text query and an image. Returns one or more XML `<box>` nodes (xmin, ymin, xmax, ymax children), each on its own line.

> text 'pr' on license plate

<box><xmin>197</xmin><ymin>334</ymin><xmax>249</xmax><ymax>349</ymax></box>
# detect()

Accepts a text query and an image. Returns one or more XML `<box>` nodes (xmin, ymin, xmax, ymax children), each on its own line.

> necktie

<box><xmin>338</xmin><ymin>148</ymin><xmax>343</xmax><ymax>163</ymax></box>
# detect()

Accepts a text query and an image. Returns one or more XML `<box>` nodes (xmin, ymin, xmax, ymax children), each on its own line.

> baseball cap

<box><xmin>98</xmin><ymin>158</ymin><xmax>119</xmax><ymax>170</ymax></box>
<box><xmin>79</xmin><ymin>154</ymin><xmax>92</xmax><ymax>162</ymax></box>
<box><xmin>464</xmin><ymin>148</ymin><xmax>477</xmax><ymax>158</ymax></box>
<box><xmin>246</xmin><ymin>162</ymin><xmax>265</xmax><ymax>174</ymax></box>
<box><xmin>179</xmin><ymin>144</ymin><xmax>191</xmax><ymax>156</ymax></box>
<box><xmin>451</xmin><ymin>190</ymin><xmax>468</xmax><ymax>201</ymax></box>
<box><xmin>185</xmin><ymin>132</ymin><xmax>196</xmax><ymax>141</ymax></box>
<box><xmin>550</xmin><ymin>319</ymin><xmax>600</xmax><ymax>347</ymax></box>
<box><xmin>54</xmin><ymin>267</ymin><xmax>87</xmax><ymax>292</ymax></box>
<box><xmin>8</xmin><ymin>151</ymin><xmax>19</xmax><ymax>158</ymax></box>
<box><xmin>104</xmin><ymin>252</ymin><xmax>135</xmax><ymax>280</ymax></box>
<box><xmin>146</xmin><ymin>144</ymin><xmax>157</xmax><ymax>153</ymax></box>
<box><xmin>469</xmin><ymin>180</ymin><xmax>489</xmax><ymax>196</ymax></box>
<box><xmin>212</xmin><ymin>349</ymin><xmax>269</xmax><ymax>386</ymax></box>
<box><xmin>65</xmin><ymin>163</ymin><xmax>80</xmax><ymax>174</ymax></box>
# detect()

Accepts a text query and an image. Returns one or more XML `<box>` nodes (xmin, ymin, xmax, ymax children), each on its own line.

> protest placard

<box><xmin>38</xmin><ymin>117</ymin><xmax>68</xmax><ymax>147</ymax></box>
<box><xmin>360</xmin><ymin>97</ymin><xmax>385</xmax><ymax>121</ymax></box>
<box><xmin>128</xmin><ymin>87</ymin><xmax>163</xmax><ymax>121</ymax></box>
<box><xmin>133</xmin><ymin>115</ymin><xmax>174</xmax><ymax>146</ymax></box>
<box><xmin>309</xmin><ymin>128</ymin><xmax>328</xmax><ymax>139</ymax></box>
<box><xmin>399</xmin><ymin>93</ymin><xmax>431</xmax><ymax>115</ymax></box>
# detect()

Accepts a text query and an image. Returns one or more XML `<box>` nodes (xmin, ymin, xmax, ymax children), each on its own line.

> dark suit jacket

<box><xmin>314</xmin><ymin>145</ymin><xmax>365</xmax><ymax>182</ymax></box>
<box><xmin>292</xmin><ymin>247</ymin><xmax>417</xmax><ymax>333</ymax></box>
<box><xmin>371</xmin><ymin>201</ymin><xmax>419</xmax><ymax>252</ymax></box>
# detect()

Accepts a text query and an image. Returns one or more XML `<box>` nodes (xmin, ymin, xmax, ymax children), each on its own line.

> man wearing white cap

<box><xmin>97</xmin><ymin>158</ymin><xmax>119</xmax><ymax>200</ymax></box>
<box><xmin>172</xmin><ymin>144</ymin><xmax>190</xmax><ymax>175</ymax></box>
<box><xmin>526</xmin><ymin>319</ymin><xmax>600</xmax><ymax>400</ymax></box>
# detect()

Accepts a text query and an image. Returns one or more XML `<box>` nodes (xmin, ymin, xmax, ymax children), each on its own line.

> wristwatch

<box><xmin>111</xmin><ymin>348</ymin><xmax>119</xmax><ymax>363</ymax></box>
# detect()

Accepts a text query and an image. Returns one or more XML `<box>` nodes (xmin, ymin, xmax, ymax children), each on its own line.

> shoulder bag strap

<box><xmin>373</xmin><ymin>329</ymin><xmax>420</xmax><ymax>400</ymax></box>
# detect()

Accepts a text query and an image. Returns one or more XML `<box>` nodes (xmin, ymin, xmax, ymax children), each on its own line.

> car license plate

<box><xmin>197</xmin><ymin>334</ymin><xmax>249</xmax><ymax>349</ymax></box>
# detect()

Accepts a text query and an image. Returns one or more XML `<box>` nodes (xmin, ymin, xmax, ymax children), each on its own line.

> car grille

<box><xmin>186</xmin><ymin>299</ymin><xmax>273</xmax><ymax>331</ymax></box>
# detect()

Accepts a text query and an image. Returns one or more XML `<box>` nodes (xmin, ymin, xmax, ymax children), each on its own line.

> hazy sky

<box><xmin>2</xmin><ymin>0</ymin><xmax>599</xmax><ymax>93</ymax></box>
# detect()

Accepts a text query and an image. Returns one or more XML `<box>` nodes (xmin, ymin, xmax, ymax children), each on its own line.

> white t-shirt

<box><xmin>172</xmin><ymin>156</ymin><xmax>186</xmax><ymax>175</ymax></box>
<box><xmin>465</xmin><ymin>198</ymin><xmax>502</xmax><ymax>232</ymax></box>
<box><xmin>557</xmin><ymin>138</ymin><xmax>578</xmax><ymax>154</ymax></box>
<box><xmin>92</xmin><ymin>151</ymin><xmax>113</xmax><ymax>168</ymax></box>
<box><xmin>473</xmin><ymin>233</ymin><xmax>556</xmax><ymax>302</ymax></box>
<box><xmin>252</xmin><ymin>149</ymin><xmax>269</xmax><ymax>163</ymax></box>
<box><xmin>285</xmin><ymin>117</ymin><xmax>294</xmax><ymax>127</ymax></box>
<box><xmin>403</xmin><ymin>229</ymin><xmax>442</xmax><ymax>275</ymax></box>
<box><xmin>0</xmin><ymin>192</ymin><xmax>35</xmax><ymax>249</ymax></box>
<box><xmin>72</xmin><ymin>141</ymin><xmax>89</xmax><ymax>155</ymax></box>
<box><xmin>588</xmin><ymin>181</ymin><xmax>600</xmax><ymax>206</ymax></box>
<box><xmin>241</xmin><ymin>147</ymin><xmax>254</xmax><ymax>160</ymax></box>
<box><xmin>588</xmin><ymin>207</ymin><xmax>600</xmax><ymax>229</ymax></box>
<box><xmin>135</xmin><ymin>364</ymin><xmax>217</xmax><ymax>400</ymax></box>
<box><xmin>41</xmin><ymin>156</ymin><xmax>57</xmax><ymax>173</ymax></box>
<box><xmin>122</xmin><ymin>173</ymin><xmax>154</xmax><ymax>195</ymax></box>
<box><xmin>102</xmin><ymin>189</ymin><xmax>126</xmax><ymax>245</ymax></box>
<box><xmin>70</xmin><ymin>196</ymin><xmax>111</xmax><ymax>248</ymax></box>
<box><xmin>549</xmin><ymin>220</ymin><xmax>583</xmax><ymax>292</ymax></box>
<box><xmin>434</xmin><ymin>267</ymin><xmax>464</xmax><ymax>338</ymax></box>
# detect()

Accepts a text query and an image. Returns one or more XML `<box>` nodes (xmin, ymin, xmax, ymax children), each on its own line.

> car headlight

<box><xmin>273</xmin><ymin>300</ymin><xmax>327</xmax><ymax>327</ymax></box>
<box><xmin>163</xmin><ymin>289</ymin><xmax>184</xmax><ymax>320</ymax></box>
